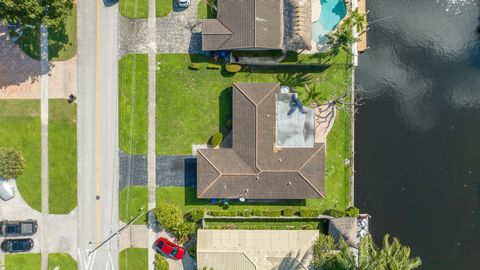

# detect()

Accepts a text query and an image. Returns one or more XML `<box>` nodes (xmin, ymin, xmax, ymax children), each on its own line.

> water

<box><xmin>355</xmin><ymin>0</ymin><xmax>480</xmax><ymax>269</ymax></box>
<box><xmin>312</xmin><ymin>0</ymin><xmax>347</xmax><ymax>43</ymax></box>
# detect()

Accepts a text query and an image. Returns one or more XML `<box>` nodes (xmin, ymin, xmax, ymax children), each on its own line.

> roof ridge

<box><xmin>255</xmin><ymin>83</ymin><xmax>279</xmax><ymax>171</ymax></box>
<box><xmin>297</xmin><ymin>145</ymin><xmax>326</xmax><ymax>198</ymax></box>
<box><xmin>233</xmin><ymin>83</ymin><xmax>259</xmax><ymax>106</ymax></box>
<box><xmin>198</xmin><ymin>151</ymin><xmax>223</xmax><ymax>197</ymax></box>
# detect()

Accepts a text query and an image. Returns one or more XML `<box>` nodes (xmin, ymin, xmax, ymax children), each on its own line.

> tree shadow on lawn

<box><xmin>218</xmin><ymin>87</ymin><xmax>232</xmax><ymax>135</ymax></box>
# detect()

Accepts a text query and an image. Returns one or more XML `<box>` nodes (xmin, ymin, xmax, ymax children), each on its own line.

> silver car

<box><xmin>0</xmin><ymin>179</ymin><xmax>15</xmax><ymax>201</ymax></box>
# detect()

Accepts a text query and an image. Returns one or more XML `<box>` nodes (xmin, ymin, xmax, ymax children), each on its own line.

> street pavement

<box><xmin>77</xmin><ymin>0</ymin><xmax>119</xmax><ymax>269</ymax></box>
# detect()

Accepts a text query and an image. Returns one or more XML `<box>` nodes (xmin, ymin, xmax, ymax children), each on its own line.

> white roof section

<box><xmin>197</xmin><ymin>229</ymin><xmax>319</xmax><ymax>270</ymax></box>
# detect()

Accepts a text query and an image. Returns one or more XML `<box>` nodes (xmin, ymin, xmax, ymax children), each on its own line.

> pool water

<box><xmin>312</xmin><ymin>0</ymin><xmax>347</xmax><ymax>44</ymax></box>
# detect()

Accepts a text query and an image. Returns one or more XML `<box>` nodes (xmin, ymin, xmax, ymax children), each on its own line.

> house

<box><xmin>196</xmin><ymin>229</ymin><xmax>319</xmax><ymax>269</ymax></box>
<box><xmin>197</xmin><ymin>82</ymin><xmax>325</xmax><ymax>199</ymax></box>
<box><xmin>201</xmin><ymin>0</ymin><xmax>284</xmax><ymax>51</ymax></box>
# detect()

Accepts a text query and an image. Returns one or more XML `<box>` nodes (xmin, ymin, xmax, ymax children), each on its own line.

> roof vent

<box><xmin>266</xmin><ymin>114</ymin><xmax>270</xmax><ymax>118</ymax></box>
<box><xmin>287</xmin><ymin>181</ymin><xmax>292</xmax><ymax>186</ymax></box>
<box><xmin>256</xmin><ymin>176</ymin><xmax>260</xmax><ymax>180</ymax></box>
<box><xmin>278</xmin><ymin>158</ymin><xmax>282</xmax><ymax>162</ymax></box>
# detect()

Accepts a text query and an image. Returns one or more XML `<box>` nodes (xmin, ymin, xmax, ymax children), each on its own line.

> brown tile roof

<box><xmin>201</xmin><ymin>0</ymin><xmax>284</xmax><ymax>51</ymax></box>
<box><xmin>197</xmin><ymin>83</ymin><xmax>325</xmax><ymax>199</ymax></box>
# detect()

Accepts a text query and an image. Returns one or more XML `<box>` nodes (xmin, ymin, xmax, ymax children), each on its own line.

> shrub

<box><xmin>188</xmin><ymin>209</ymin><xmax>205</xmax><ymax>222</ymax></box>
<box><xmin>240</xmin><ymin>209</ymin><xmax>252</xmax><ymax>217</ymax></box>
<box><xmin>300</xmin><ymin>209</ymin><xmax>320</xmax><ymax>217</ymax></box>
<box><xmin>345</xmin><ymin>206</ymin><xmax>360</xmax><ymax>217</ymax></box>
<box><xmin>154</xmin><ymin>254</ymin><xmax>169</xmax><ymax>270</ymax></box>
<box><xmin>174</xmin><ymin>222</ymin><xmax>196</xmax><ymax>243</ymax></box>
<box><xmin>262</xmin><ymin>210</ymin><xmax>281</xmax><ymax>217</ymax></box>
<box><xmin>323</xmin><ymin>209</ymin><xmax>346</xmax><ymax>218</ymax></box>
<box><xmin>210</xmin><ymin>132</ymin><xmax>223</xmax><ymax>147</ymax></box>
<box><xmin>251</xmin><ymin>209</ymin><xmax>263</xmax><ymax>216</ymax></box>
<box><xmin>225</xmin><ymin>64</ymin><xmax>241</xmax><ymax>73</ymax></box>
<box><xmin>208</xmin><ymin>210</ymin><xmax>239</xmax><ymax>217</ymax></box>
<box><xmin>282</xmin><ymin>209</ymin><xmax>294</xmax><ymax>217</ymax></box>
<box><xmin>0</xmin><ymin>148</ymin><xmax>25</xmax><ymax>179</ymax></box>
<box><xmin>207</xmin><ymin>64</ymin><xmax>221</xmax><ymax>69</ymax></box>
<box><xmin>188</xmin><ymin>239</ymin><xmax>197</xmax><ymax>258</ymax></box>
<box><xmin>188</xmin><ymin>63</ymin><xmax>200</xmax><ymax>70</ymax></box>
<box><xmin>154</xmin><ymin>202</ymin><xmax>183</xmax><ymax>231</ymax></box>
<box><xmin>226</xmin><ymin>119</ymin><xmax>232</xmax><ymax>129</ymax></box>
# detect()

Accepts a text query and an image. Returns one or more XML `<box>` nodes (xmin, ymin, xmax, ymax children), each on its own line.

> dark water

<box><xmin>355</xmin><ymin>0</ymin><xmax>480</xmax><ymax>269</ymax></box>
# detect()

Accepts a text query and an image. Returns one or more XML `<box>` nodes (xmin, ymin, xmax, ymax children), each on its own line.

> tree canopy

<box><xmin>0</xmin><ymin>0</ymin><xmax>73</xmax><ymax>28</ymax></box>
<box><xmin>0</xmin><ymin>148</ymin><xmax>25</xmax><ymax>180</ymax></box>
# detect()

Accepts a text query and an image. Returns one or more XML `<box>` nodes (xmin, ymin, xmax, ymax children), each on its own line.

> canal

<box><xmin>355</xmin><ymin>0</ymin><xmax>480</xmax><ymax>269</ymax></box>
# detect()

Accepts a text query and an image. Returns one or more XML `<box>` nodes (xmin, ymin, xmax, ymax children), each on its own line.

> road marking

<box><xmin>95</xmin><ymin>0</ymin><xmax>102</xmax><ymax>245</ymax></box>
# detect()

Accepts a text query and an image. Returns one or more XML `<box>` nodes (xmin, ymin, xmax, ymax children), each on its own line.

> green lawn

<box><xmin>120</xmin><ymin>248</ymin><xmax>148</xmax><ymax>270</ymax></box>
<box><xmin>120</xmin><ymin>0</ymin><xmax>148</xmax><ymax>18</ymax></box>
<box><xmin>156</xmin><ymin>0</ymin><xmax>173</xmax><ymax>17</ymax></box>
<box><xmin>49</xmin><ymin>100</ymin><xmax>77</xmax><ymax>214</ymax></box>
<box><xmin>119</xmin><ymin>54</ymin><xmax>149</xmax><ymax>154</ymax></box>
<box><xmin>0</xmin><ymin>100</ymin><xmax>41</xmax><ymax>211</ymax></box>
<box><xmin>119</xmin><ymin>186</ymin><xmax>148</xmax><ymax>224</ymax></box>
<box><xmin>155</xmin><ymin>53</ymin><xmax>350</xmax><ymax>157</ymax></box>
<box><xmin>197</xmin><ymin>0</ymin><xmax>216</xmax><ymax>19</ymax></box>
<box><xmin>16</xmin><ymin>6</ymin><xmax>77</xmax><ymax>61</ymax></box>
<box><xmin>5</xmin><ymin>253</ymin><xmax>41</xmax><ymax>270</ymax></box>
<box><xmin>48</xmin><ymin>253</ymin><xmax>77</xmax><ymax>270</ymax></box>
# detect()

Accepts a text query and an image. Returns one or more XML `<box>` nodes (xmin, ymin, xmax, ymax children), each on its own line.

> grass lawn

<box><xmin>204</xmin><ymin>219</ymin><xmax>329</xmax><ymax>232</ymax></box>
<box><xmin>0</xmin><ymin>100</ymin><xmax>41</xmax><ymax>211</ymax></box>
<box><xmin>120</xmin><ymin>248</ymin><xmax>148</xmax><ymax>270</ymax></box>
<box><xmin>48</xmin><ymin>253</ymin><xmax>77</xmax><ymax>270</ymax></box>
<box><xmin>49</xmin><ymin>100</ymin><xmax>77</xmax><ymax>214</ymax></box>
<box><xmin>119</xmin><ymin>54</ymin><xmax>149</xmax><ymax>154</ymax></box>
<box><xmin>120</xmin><ymin>0</ymin><xmax>148</xmax><ymax>18</ymax></box>
<box><xmin>5</xmin><ymin>253</ymin><xmax>41</xmax><ymax>270</ymax></box>
<box><xmin>197</xmin><ymin>0</ymin><xmax>216</xmax><ymax>19</ymax></box>
<box><xmin>119</xmin><ymin>186</ymin><xmax>148</xmax><ymax>224</ymax></box>
<box><xmin>16</xmin><ymin>6</ymin><xmax>77</xmax><ymax>61</ymax></box>
<box><xmin>156</xmin><ymin>0</ymin><xmax>173</xmax><ymax>17</ymax></box>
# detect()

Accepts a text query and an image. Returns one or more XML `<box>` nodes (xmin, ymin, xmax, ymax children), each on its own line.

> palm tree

<box><xmin>326</xmin><ymin>23</ymin><xmax>355</xmax><ymax>56</ymax></box>
<box><xmin>302</xmin><ymin>84</ymin><xmax>322</xmax><ymax>105</ymax></box>
<box><xmin>381</xmin><ymin>234</ymin><xmax>422</xmax><ymax>270</ymax></box>
<box><xmin>350</xmin><ymin>8</ymin><xmax>367</xmax><ymax>33</ymax></box>
<box><xmin>359</xmin><ymin>234</ymin><xmax>422</xmax><ymax>270</ymax></box>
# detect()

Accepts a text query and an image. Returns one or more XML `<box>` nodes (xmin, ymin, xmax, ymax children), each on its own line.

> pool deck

<box><xmin>357</xmin><ymin>0</ymin><xmax>368</xmax><ymax>52</ymax></box>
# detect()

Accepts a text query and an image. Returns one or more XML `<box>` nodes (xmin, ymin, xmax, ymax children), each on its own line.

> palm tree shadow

<box><xmin>276</xmin><ymin>249</ymin><xmax>313</xmax><ymax>270</ymax></box>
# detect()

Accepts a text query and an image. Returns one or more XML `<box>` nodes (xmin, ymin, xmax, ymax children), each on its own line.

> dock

<box><xmin>357</xmin><ymin>0</ymin><xmax>368</xmax><ymax>52</ymax></box>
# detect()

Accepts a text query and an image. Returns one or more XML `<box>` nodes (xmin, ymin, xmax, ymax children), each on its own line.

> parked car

<box><xmin>1</xmin><ymin>238</ymin><xmax>34</xmax><ymax>253</ymax></box>
<box><xmin>0</xmin><ymin>179</ymin><xmax>15</xmax><ymax>201</ymax></box>
<box><xmin>153</xmin><ymin>237</ymin><xmax>185</xmax><ymax>260</ymax></box>
<box><xmin>177</xmin><ymin>0</ymin><xmax>190</xmax><ymax>8</ymax></box>
<box><xmin>0</xmin><ymin>220</ymin><xmax>38</xmax><ymax>237</ymax></box>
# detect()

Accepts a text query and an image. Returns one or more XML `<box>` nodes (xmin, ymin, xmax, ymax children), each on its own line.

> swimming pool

<box><xmin>312</xmin><ymin>0</ymin><xmax>347</xmax><ymax>44</ymax></box>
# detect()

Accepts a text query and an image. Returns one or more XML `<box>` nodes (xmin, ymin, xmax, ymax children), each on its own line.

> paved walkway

<box><xmin>0</xmin><ymin>24</ymin><xmax>77</xmax><ymax>99</ymax></box>
<box><xmin>119</xmin><ymin>0</ymin><xmax>202</xmax><ymax>56</ymax></box>
<box><xmin>119</xmin><ymin>153</ymin><xmax>197</xmax><ymax>189</ymax></box>
<box><xmin>147</xmin><ymin>0</ymin><xmax>157</xmax><ymax>268</ymax></box>
<box><xmin>40</xmin><ymin>24</ymin><xmax>49</xmax><ymax>270</ymax></box>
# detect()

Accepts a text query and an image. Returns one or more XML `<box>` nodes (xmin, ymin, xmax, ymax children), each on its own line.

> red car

<box><xmin>153</xmin><ymin>237</ymin><xmax>185</xmax><ymax>260</ymax></box>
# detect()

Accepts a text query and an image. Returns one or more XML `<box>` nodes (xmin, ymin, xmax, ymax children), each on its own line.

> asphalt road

<box><xmin>77</xmin><ymin>0</ymin><xmax>119</xmax><ymax>269</ymax></box>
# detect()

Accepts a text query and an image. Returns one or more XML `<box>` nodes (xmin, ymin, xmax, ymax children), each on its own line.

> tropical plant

<box><xmin>0</xmin><ymin>148</ymin><xmax>25</xmax><ymax>179</ymax></box>
<box><xmin>327</xmin><ymin>23</ymin><xmax>355</xmax><ymax>56</ymax></box>
<box><xmin>0</xmin><ymin>0</ymin><xmax>73</xmax><ymax>29</ymax></box>
<box><xmin>277</xmin><ymin>72</ymin><xmax>312</xmax><ymax>88</ymax></box>
<box><xmin>350</xmin><ymin>8</ymin><xmax>367</xmax><ymax>33</ymax></box>
<box><xmin>302</xmin><ymin>84</ymin><xmax>322</xmax><ymax>105</ymax></box>
<box><xmin>359</xmin><ymin>234</ymin><xmax>422</xmax><ymax>270</ymax></box>
<box><xmin>313</xmin><ymin>235</ymin><xmax>355</xmax><ymax>270</ymax></box>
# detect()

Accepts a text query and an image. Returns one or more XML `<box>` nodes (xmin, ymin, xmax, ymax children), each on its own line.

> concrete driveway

<box><xmin>0</xmin><ymin>181</ymin><xmax>77</xmax><ymax>258</ymax></box>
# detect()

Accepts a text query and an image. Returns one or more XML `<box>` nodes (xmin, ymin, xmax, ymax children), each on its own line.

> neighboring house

<box><xmin>201</xmin><ymin>0</ymin><xmax>284</xmax><ymax>51</ymax></box>
<box><xmin>196</xmin><ymin>229</ymin><xmax>318</xmax><ymax>270</ymax></box>
<box><xmin>197</xmin><ymin>83</ymin><xmax>325</xmax><ymax>199</ymax></box>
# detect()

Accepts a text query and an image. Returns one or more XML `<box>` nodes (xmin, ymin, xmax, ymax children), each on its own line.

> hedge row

<box><xmin>206</xmin><ymin>206</ymin><xmax>360</xmax><ymax>218</ymax></box>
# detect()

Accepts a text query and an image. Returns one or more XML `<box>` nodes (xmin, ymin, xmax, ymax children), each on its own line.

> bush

<box><xmin>188</xmin><ymin>239</ymin><xmax>197</xmax><ymax>258</ymax></box>
<box><xmin>154</xmin><ymin>202</ymin><xmax>183</xmax><ymax>231</ymax></box>
<box><xmin>208</xmin><ymin>210</ymin><xmax>239</xmax><ymax>217</ymax></box>
<box><xmin>261</xmin><ymin>210</ymin><xmax>281</xmax><ymax>217</ymax></box>
<box><xmin>154</xmin><ymin>254</ymin><xmax>169</xmax><ymax>270</ymax></box>
<box><xmin>282</xmin><ymin>209</ymin><xmax>294</xmax><ymax>216</ymax></box>
<box><xmin>346</xmin><ymin>206</ymin><xmax>360</xmax><ymax>217</ymax></box>
<box><xmin>225</xmin><ymin>64</ymin><xmax>241</xmax><ymax>73</ymax></box>
<box><xmin>240</xmin><ymin>209</ymin><xmax>252</xmax><ymax>217</ymax></box>
<box><xmin>207</xmin><ymin>64</ymin><xmax>221</xmax><ymax>69</ymax></box>
<box><xmin>175</xmin><ymin>222</ymin><xmax>196</xmax><ymax>242</ymax></box>
<box><xmin>323</xmin><ymin>209</ymin><xmax>346</xmax><ymax>218</ymax></box>
<box><xmin>0</xmin><ymin>148</ymin><xmax>25</xmax><ymax>179</ymax></box>
<box><xmin>300</xmin><ymin>209</ymin><xmax>321</xmax><ymax>217</ymax></box>
<box><xmin>188</xmin><ymin>209</ymin><xmax>205</xmax><ymax>222</ymax></box>
<box><xmin>188</xmin><ymin>63</ymin><xmax>200</xmax><ymax>70</ymax></box>
<box><xmin>210</xmin><ymin>132</ymin><xmax>223</xmax><ymax>147</ymax></box>
<box><xmin>226</xmin><ymin>119</ymin><xmax>232</xmax><ymax>129</ymax></box>
<box><xmin>251</xmin><ymin>209</ymin><xmax>263</xmax><ymax>216</ymax></box>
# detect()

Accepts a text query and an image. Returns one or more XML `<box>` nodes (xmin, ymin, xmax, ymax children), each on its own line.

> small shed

<box><xmin>328</xmin><ymin>217</ymin><xmax>359</xmax><ymax>247</ymax></box>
